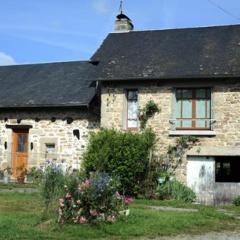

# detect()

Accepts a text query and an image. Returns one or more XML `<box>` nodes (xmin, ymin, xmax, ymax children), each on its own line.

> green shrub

<box><xmin>83</xmin><ymin>129</ymin><xmax>156</xmax><ymax>195</ymax></box>
<box><xmin>156</xmin><ymin>180</ymin><xmax>196</xmax><ymax>203</ymax></box>
<box><xmin>233</xmin><ymin>196</ymin><xmax>240</xmax><ymax>206</ymax></box>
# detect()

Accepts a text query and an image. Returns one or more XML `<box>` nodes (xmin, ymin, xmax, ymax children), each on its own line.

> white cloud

<box><xmin>0</xmin><ymin>51</ymin><xmax>16</xmax><ymax>66</ymax></box>
<box><xmin>93</xmin><ymin>0</ymin><xmax>109</xmax><ymax>15</ymax></box>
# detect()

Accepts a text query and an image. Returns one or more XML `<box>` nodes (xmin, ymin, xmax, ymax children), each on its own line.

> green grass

<box><xmin>0</xmin><ymin>193</ymin><xmax>240</xmax><ymax>240</ymax></box>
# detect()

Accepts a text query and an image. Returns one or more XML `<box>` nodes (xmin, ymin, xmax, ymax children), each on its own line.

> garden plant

<box><xmin>58</xmin><ymin>172</ymin><xmax>133</xmax><ymax>224</ymax></box>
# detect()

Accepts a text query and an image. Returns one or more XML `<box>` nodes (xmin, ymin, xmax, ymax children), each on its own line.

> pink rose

<box><xmin>76</xmin><ymin>200</ymin><xmax>81</xmax><ymax>205</ymax></box>
<box><xmin>65</xmin><ymin>193</ymin><xmax>72</xmax><ymax>199</ymax></box>
<box><xmin>79</xmin><ymin>216</ymin><xmax>87</xmax><ymax>224</ymax></box>
<box><xmin>90</xmin><ymin>209</ymin><xmax>98</xmax><ymax>217</ymax></box>
<box><xmin>124</xmin><ymin>197</ymin><xmax>134</xmax><ymax>204</ymax></box>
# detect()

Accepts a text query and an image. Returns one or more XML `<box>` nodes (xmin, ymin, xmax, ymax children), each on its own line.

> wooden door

<box><xmin>12</xmin><ymin>130</ymin><xmax>29</xmax><ymax>177</ymax></box>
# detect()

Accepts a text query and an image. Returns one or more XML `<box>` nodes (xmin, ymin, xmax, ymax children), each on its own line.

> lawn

<box><xmin>0</xmin><ymin>192</ymin><xmax>240</xmax><ymax>240</ymax></box>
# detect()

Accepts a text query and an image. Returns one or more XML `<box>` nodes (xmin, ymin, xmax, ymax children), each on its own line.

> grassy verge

<box><xmin>0</xmin><ymin>193</ymin><xmax>240</xmax><ymax>240</ymax></box>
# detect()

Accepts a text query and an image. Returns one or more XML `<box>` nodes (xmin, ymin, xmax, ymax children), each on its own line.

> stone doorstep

<box><xmin>148</xmin><ymin>206</ymin><xmax>198</xmax><ymax>212</ymax></box>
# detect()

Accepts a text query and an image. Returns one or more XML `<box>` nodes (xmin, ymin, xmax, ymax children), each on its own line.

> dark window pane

<box><xmin>127</xmin><ymin>90</ymin><xmax>138</xmax><ymax>100</ymax></box>
<box><xmin>206</xmin><ymin>89</ymin><xmax>211</xmax><ymax>98</ymax></box>
<box><xmin>181</xmin><ymin>89</ymin><xmax>192</xmax><ymax>99</ymax></box>
<box><xmin>17</xmin><ymin>134</ymin><xmax>27</xmax><ymax>152</ymax></box>
<box><xmin>215</xmin><ymin>157</ymin><xmax>240</xmax><ymax>182</ymax></box>
<box><xmin>176</xmin><ymin>89</ymin><xmax>182</xmax><ymax>99</ymax></box>
<box><xmin>196</xmin><ymin>89</ymin><xmax>206</xmax><ymax>99</ymax></box>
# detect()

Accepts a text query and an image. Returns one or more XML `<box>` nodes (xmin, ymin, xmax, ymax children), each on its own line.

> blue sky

<box><xmin>0</xmin><ymin>0</ymin><xmax>239</xmax><ymax>65</ymax></box>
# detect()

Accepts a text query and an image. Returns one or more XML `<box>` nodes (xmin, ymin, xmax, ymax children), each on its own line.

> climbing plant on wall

<box><xmin>138</xmin><ymin>100</ymin><xmax>160</xmax><ymax>130</ymax></box>
<box><xmin>161</xmin><ymin>136</ymin><xmax>198</xmax><ymax>173</ymax></box>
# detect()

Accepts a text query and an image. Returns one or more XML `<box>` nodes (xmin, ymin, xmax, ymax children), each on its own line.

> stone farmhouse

<box><xmin>0</xmin><ymin>12</ymin><xmax>240</xmax><ymax>204</ymax></box>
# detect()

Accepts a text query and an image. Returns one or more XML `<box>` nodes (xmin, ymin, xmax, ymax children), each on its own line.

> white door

<box><xmin>187</xmin><ymin>157</ymin><xmax>215</xmax><ymax>204</ymax></box>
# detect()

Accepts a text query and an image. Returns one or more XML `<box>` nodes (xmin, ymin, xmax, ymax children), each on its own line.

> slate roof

<box><xmin>0</xmin><ymin>61</ymin><xmax>97</xmax><ymax>108</ymax></box>
<box><xmin>91</xmin><ymin>24</ymin><xmax>240</xmax><ymax>81</ymax></box>
<box><xmin>1</xmin><ymin>24</ymin><xmax>240</xmax><ymax>109</ymax></box>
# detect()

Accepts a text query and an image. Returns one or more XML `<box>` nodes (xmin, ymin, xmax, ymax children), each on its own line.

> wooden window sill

<box><xmin>169</xmin><ymin>130</ymin><xmax>216</xmax><ymax>136</ymax></box>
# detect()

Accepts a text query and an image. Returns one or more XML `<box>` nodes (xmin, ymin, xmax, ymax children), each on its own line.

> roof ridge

<box><xmin>109</xmin><ymin>23</ymin><xmax>240</xmax><ymax>35</ymax></box>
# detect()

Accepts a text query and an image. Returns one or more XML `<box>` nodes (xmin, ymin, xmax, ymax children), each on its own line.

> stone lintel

<box><xmin>187</xmin><ymin>146</ymin><xmax>240</xmax><ymax>157</ymax></box>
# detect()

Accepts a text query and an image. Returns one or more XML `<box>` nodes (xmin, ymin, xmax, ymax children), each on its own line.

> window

<box><xmin>127</xmin><ymin>90</ymin><xmax>138</xmax><ymax>129</ymax></box>
<box><xmin>175</xmin><ymin>88</ymin><xmax>211</xmax><ymax>130</ymax></box>
<box><xmin>45</xmin><ymin>143</ymin><xmax>56</xmax><ymax>153</ymax></box>
<box><xmin>215</xmin><ymin>157</ymin><xmax>240</xmax><ymax>182</ymax></box>
<box><xmin>17</xmin><ymin>134</ymin><xmax>28</xmax><ymax>152</ymax></box>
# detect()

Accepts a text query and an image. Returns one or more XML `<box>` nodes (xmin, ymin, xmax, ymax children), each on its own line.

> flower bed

<box><xmin>58</xmin><ymin>173</ymin><xmax>133</xmax><ymax>224</ymax></box>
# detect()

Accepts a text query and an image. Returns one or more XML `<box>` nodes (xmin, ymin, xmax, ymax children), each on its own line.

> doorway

<box><xmin>12</xmin><ymin>129</ymin><xmax>29</xmax><ymax>177</ymax></box>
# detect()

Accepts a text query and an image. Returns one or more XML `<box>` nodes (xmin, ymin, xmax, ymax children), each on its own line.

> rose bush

<box><xmin>58</xmin><ymin>172</ymin><xmax>133</xmax><ymax>224</ymax></box>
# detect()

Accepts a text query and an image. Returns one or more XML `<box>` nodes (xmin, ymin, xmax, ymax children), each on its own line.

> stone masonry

<box><xmin>0</xmin><ymin>109</ymin><xmax>99</xmax><ymax>172</ymax></box>
<box><xmin>100</xmin><ymin>79</ymin><xmax>240</xmax><ymax>183</ymax></box>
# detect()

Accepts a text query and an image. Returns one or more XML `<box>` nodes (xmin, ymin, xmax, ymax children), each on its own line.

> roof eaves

<box><xmin>0</xmin><ymin>103</ymin><xmax>89</xmax><ymax>109</ymax></box>
<box><xmin>94</xmin><ymin>74</ymin><xmax>240</xmax><ymax>82</ymax></box>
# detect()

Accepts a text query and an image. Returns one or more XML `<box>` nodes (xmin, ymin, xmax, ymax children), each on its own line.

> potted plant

<box><xmin>16</xmin><ymin>165</ymin><xmax>27</xmax><ymax>184</ymax></box>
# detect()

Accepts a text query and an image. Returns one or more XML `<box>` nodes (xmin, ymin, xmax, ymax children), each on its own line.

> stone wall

<box><xmin>0</xmin><ymin>108</ymin><xmax>99</xmax><ymax>172</ymax></box>
<box><xmin>101</xmin><ymin>79</ymin><xmax>240</xmax><ymax>182</ymax></box>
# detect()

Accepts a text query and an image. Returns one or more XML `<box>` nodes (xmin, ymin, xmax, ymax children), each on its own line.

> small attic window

<box><xmin>73</xmin><ymin>129</ymin><xmax>80</xmax><ymax>140</ymax></box>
